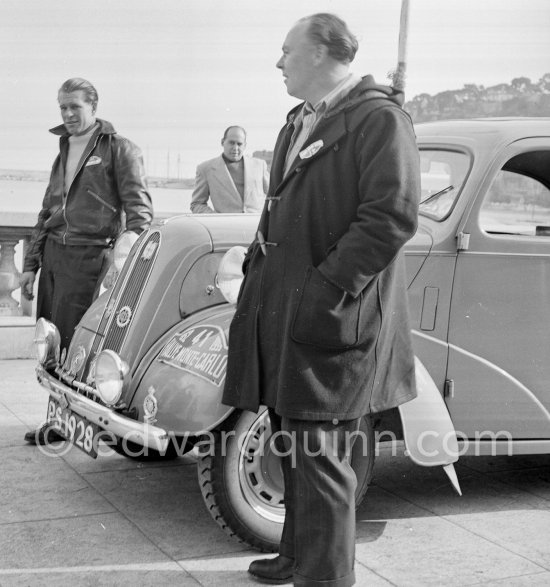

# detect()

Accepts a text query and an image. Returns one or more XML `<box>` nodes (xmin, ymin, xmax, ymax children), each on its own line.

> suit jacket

<box><xmin>190</xmin><ymin>155</ymin><xmax>268</xmax><ymax>213</ymax></box>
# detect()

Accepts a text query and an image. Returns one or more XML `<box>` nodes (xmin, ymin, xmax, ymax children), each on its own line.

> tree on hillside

<box><xmin>405</xmin><ymin>73</ymin><xmax>550</xmax><ymax>122</ymax></box>
<box><xmin>538</xmin><ymin>73</ymin><xmax>550</xmax><ymax>93</ymax></box>
<box><xmin>511</xmin><ymin>77</ymin><xmax>533</xmax><ymax>92</ymax></box>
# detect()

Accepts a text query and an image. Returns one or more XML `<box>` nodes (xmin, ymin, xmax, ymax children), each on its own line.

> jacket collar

<box><xmin>283</xmin><ymin>75</ymin><xmax>402</xmax><ymax>127</ymax></box>
<box><xmin>272</xmin><ymin>75</ymin><xmax>402</xmax><ymax>192</ymax></box>
<box><xmin>49</xmin><ymin>118</ymin><xmax>116</xmax><ymax>137</ymax></box>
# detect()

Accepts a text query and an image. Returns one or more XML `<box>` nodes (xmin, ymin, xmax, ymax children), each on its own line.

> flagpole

<box><xmin>392</xmin><ymin>0</ymin><xmax>410</xmax><ymax>93</ymax></box>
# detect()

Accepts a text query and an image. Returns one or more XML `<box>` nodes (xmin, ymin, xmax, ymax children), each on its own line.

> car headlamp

<box><xmin>34</xmin><ymin>318</ymin><xmax>61</xmax><ymax>366</ymax></box>
<box><xmin>94</xmin><ymin>350</ymin><xmax>128</xmax><ymax>406</ymax></box>
<box><xmin>215</xmin><ymin>246</ymin><xmax>247</xmax><ymax>304</ymax></box>
<box><xmin>113</xmin><ymin>231</ymin><xmax>139</xmax><ymax>273</ymax></box>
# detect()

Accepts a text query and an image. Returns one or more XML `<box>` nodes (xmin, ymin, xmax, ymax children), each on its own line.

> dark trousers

<box><xmin>269</xmin><ymin>409</ymin><xmax>359</xmax><ymax>587</ymax></box>
<box><xmin>37</xmin><ymin>238</ymin><xmax>111</xmax><ymax>352</ymax></box>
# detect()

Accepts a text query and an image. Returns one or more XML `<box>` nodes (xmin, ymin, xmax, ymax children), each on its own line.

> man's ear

<box><xmin>313</xmin><ymin>43</ymin><xmax>328</xmax><ymax>64</ymax></box>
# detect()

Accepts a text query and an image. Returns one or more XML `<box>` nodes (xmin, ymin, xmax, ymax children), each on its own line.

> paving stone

<box><xmin>0</xmin><ymin>568</ymin><xmax>199</xmax><ymax>587</ymax></box>
<box><xmin>83</xmin><ymin>464</ymin><xmax>248</xmax><ymax>559</ymax></box>
<box><xmin>354</xmin><ymin>514</ymin><xmax>544</xmax><ymax>586</ymax></box>
<box><xmin>0</xmin><ymin>514</ymin><xmax>175</xmax><ymax>570</ymax></box>
<box><xmin>0</xmin><ymin>447</ymin><xmax>114</xmax><ymax>524</ymax></box>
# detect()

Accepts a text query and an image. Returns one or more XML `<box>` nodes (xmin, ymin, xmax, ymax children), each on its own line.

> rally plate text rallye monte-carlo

<box><xmin>34</xmin><ymin>118</ymin><xmax>550</xmax><ymax>552</ymax></box>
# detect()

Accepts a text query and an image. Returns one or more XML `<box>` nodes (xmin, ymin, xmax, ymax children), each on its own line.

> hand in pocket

<box><xmin>291</xmin><ymin>266</ymin><xmax>361</xmax><ymax>349</ymax></box>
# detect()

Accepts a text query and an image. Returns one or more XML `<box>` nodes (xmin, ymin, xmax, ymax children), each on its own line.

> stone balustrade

<box><xmin>0</xmin><ymin>189</ymin><xmax>189</xmax><ymax>359</ymax></box>
<box><xmin>0</xmin><ymin>213</ymin><xmax>37</xmax><ymax>358</ymax></box>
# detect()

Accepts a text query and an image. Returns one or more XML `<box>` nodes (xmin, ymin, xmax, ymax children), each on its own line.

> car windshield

<box><xmin>419</xmin><ymin>150</ymin><xmax>470</xmax><ymax>220</ymax></box>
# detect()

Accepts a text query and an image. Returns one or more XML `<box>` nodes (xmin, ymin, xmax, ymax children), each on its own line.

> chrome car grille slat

<box><xmin>86</xmin><ymin>230</ymin><xmax>161</xmax><ymax>370</ymax></box>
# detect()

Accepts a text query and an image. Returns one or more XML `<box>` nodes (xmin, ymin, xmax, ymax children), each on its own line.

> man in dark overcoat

<box><xmin>223</xmin><ymin>13</ymin><xmax>421</xmax><ymax>587</ymax></box>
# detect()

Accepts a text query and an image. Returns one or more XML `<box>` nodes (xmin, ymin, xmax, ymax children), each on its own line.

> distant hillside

<box><xmin>405</xmin><ymin>73</ymin><xmax>550</xmax><ymax>122</ymax></box>
<box><xmin>4</xmin><ymin>75</ymin><xmax>549</xmax><ymax>184</ymax></box>
<box><xmin>253</xmin><ymin>75</ymin><xmax>550</xmax><ymax>162</ymax></box>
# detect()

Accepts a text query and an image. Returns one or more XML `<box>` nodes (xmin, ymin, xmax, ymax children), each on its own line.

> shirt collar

<box><xmin>305</xmin><ymin>73</ymin><xmax>363</xmax><ymax>117</ymax></box>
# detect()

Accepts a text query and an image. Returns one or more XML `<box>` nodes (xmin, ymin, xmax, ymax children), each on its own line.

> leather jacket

<box><xmin>24</xmin><ymin>119</ymin><xmax>153</xmax><ymax>273</ymax></box>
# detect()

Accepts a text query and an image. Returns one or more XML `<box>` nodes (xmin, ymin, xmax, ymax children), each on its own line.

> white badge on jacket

<box><xmin>86</xmin><ymin>156</ymin><xmax>102</xmax><ymax>166</ymax></box>
<box><xmin>299</xmin><ymin>140</ymin><xmax>324</xmax><ymax>160</ymax></box>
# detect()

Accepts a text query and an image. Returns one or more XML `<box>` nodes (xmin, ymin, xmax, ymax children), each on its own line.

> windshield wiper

<box><xmin>420</xmin><ymin>185</ymin><xmax>454</xmax><ymax>206</ymax></box>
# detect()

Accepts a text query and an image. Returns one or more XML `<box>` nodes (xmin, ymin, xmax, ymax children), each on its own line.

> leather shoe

<box><xmin>248</xmin><ymin>555</ymin><xmax>294</xmax><ymax>584</ymax></box>
<box><xmin>24</xmin><ymin>423</ymin><xmax>65</xmax><ymax>446</ymax></box>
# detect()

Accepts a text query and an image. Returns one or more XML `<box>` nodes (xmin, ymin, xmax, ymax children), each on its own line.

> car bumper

<box><xmin>36</xmin><ymin>365</ymin><xmax>170</xmax><ymax>452</ymax></box>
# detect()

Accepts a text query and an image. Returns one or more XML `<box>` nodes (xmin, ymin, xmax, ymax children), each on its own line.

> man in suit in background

<box><xmin>190</xmin><ymin>126</ymin><xmax>269</xmax><ymax>213</ymax></box>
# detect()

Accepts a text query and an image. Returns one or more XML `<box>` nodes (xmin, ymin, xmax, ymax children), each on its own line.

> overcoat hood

<box><xmin>285</xmin><ymin>75</ymin><xmax>404</xmax><ymax>126</ymax></box>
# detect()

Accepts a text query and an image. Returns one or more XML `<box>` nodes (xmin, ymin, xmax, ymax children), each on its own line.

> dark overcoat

<box><xmin>223</xmin><ymin>76</ymin><xmax>421</xmax><ymax>421</ymax></box>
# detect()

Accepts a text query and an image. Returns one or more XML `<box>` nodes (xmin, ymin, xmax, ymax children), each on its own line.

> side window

<box><xmin>480</xmin><ymin>151</ymin><xmax>550</xmax><ymax>236</ymax></box>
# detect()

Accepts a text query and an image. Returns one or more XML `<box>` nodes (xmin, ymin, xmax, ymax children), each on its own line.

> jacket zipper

<box><xmin>62</xmin><ymin>133</ymin><xmax>103</xmax><ymax>244</ymax></box>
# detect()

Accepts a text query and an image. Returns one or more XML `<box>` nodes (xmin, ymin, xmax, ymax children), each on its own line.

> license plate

<box><xmin>47</xmin><ymin>396</ymin><xmax>101</xmax><ymax>458</ymax></box>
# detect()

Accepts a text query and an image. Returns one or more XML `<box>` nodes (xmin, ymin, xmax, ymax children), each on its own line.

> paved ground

<box><xmin>1</xmin><ymin>359</ymin><xmax>550</xmax><ymax>586</ymax></box>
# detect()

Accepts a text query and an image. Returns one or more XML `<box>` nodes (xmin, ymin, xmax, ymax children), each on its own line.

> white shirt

<box><xmin>284</xmin><ymin>73</ymin><xmax>362</xmax><ymax>175</ymax></box>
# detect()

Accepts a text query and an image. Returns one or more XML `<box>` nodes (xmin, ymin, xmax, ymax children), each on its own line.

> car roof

<box><xmin>162</xmin><ymin>212</ymin><xmax>259</xmax><ymax>251</ymax></box>
<box><xmin>415</xmin><ymin>117</ymin><xmax>550</xmax><ymax>146</ymax></box>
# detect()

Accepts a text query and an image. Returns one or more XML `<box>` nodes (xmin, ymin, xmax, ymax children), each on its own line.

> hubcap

<box><xmin>238</xmin><ymin>410</ymin><xmax>285</xmax><ymax>523</ymax></box>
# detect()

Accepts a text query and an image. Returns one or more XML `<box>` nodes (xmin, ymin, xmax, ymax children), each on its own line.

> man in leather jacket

<box><xmin>21</xmin><ymin>77</ymin><xmax>153</xmax><ymax>445</ymax></box>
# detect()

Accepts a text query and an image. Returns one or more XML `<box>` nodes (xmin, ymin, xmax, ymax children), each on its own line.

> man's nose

<box><xmin>276</xmin><ymin>57</ymin><xmax>283</xmax><ymax>69</ymax></box>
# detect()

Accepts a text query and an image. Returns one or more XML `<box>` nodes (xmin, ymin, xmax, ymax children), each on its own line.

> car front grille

<box><xmin>61</xmin><ymin>230</ymin><xmax>161</xmax><ymax>385</ymax></box>
<box><xmin>94</xmin><ymin>230</ymin><xmax>161</xmax><ymax>356</ymax></box>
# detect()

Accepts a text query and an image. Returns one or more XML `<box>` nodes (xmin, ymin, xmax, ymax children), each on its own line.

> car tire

<box><xmin>197</xmin><ymin>407</ymin><xmax>374</xmax><ymax>552</ymax></box>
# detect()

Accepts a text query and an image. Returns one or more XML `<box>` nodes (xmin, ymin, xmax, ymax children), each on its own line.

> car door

<box><xmin>446</xmin><ymin>138</ymin><xmax>550</xmax><ymax>440</ymax></box>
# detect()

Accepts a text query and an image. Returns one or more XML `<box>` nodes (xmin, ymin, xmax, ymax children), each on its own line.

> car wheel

<box><xmin>197</xmin><ymin>407</ymin><xmax>374</xmax><ymax>552</ymax></box>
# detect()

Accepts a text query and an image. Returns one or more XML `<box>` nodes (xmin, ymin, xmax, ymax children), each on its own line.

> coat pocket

<box><xmin>87</xmin><ymin>189</ymin><xmax>118</xmax><ymax>212</ymax></box>
<box><xmin>291</xmin><ymin>266</ymin><xmax>361</xmax><ymax>349</ymax></box>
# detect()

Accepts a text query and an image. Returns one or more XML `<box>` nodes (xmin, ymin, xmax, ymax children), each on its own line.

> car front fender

<box><xmin>399</xmin><ymin>357</ymin><xmax>462</xmax><ymax>494</ymax></box>
<box><xmin>130</xmin><ymin>306</ymin><xmax>236</xmax><ymax>437</ymax></box>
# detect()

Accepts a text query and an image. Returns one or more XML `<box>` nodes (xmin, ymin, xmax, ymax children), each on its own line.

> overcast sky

<box><xmin>1</xmin><ymin>0</ymin><xmax>549</xmax><ymax>177</ymax></box>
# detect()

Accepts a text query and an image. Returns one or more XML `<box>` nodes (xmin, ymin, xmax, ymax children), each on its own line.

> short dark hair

<box><xmin>58</xmin><ymin>78</ymin><xmax>99</xmax><ymax>110</ymax></box>
<box><xmin>222</xmin><ymin>126</ymin><xmax>247</xmax><ymax>141</ymax></box>
<box><xmin>299</xmin><ymin>13</ymin><xmax>358</xmax><ymax>64</ymax></box>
